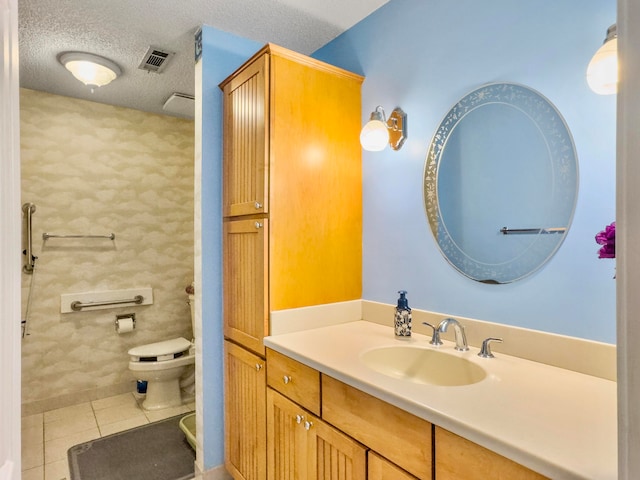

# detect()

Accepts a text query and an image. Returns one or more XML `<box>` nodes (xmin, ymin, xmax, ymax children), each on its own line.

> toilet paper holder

<box><xmin>115</xmin><ymin>313</ymin><xmax>136</xmax><ymax>332</ymax></box>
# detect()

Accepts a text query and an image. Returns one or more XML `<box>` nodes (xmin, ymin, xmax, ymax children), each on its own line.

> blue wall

<box><xmin>199</xmin><ymin>0</ymin><xmax>616</xmax><ymax>470</ymax></box>
<box><xmin>314</xmin><ymin>0</ymin><xmax>617</xmax><ymax>343</ymax></box>
<box><xmin>199</xmin><ymin>26</ymin><xmax>260</xmax><ymax>470</ymax></box>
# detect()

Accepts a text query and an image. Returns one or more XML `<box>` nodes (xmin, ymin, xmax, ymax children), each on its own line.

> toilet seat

<box><xmin>128</xmin><ymin>337</ymin><xmax>192</xmax><ymax>362</ymax></box>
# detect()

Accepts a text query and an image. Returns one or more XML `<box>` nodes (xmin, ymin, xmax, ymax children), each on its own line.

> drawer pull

<box><xmin>255</xmin><ymin>364</ymin><xmax>263</xmax><ymax>371</ymax></box>
<box><xmin>255</xmin><ymin>202</ymin><xmax>262</xmax><ymax>209</ymax></box>
<box><xmin>283</xmin><ymin>375</ymin><xmax>292</xmax><ymax>384</ymax></box>
<box><xmin>255</xmin><ymin>221</ymin><xmax>263</xmax><ymax>229</ymax></box>
<box><xmin>304</xmin><ymin>420</ymin><xmax>313</xmax><ymax>431</ymax></box>
<box><xmin>295</xmin><ymin>414</ymin><xmax>304</xmax><ymax>424</ymax></box>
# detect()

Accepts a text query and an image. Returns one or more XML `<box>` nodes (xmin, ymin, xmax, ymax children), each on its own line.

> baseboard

<box><xmin>196</xmin><ymin>463</ymin><xmax>232</xmax><ymax>480</ymax></box>
<box><xmin>22</xmin><ymin>380</ymin><xmax>135</xmax><ymax>416</ymax></box>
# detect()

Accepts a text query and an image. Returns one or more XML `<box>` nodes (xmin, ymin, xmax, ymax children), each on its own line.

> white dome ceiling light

<box><xmin>58</xmin><ymin>52</ymin><xmax>122</xmax><ymax>88</ymax></box>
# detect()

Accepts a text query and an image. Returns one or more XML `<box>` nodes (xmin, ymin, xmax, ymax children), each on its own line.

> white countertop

<box><xmin>264</xmin><ymin>321</ymin><xmax>617</xmax><ymax>480</ymax></box>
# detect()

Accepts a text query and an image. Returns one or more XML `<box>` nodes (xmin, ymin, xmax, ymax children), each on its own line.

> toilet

<box><xmin>128</xmin><ymin>337</ymin><xmax>195</xmax><ymax>410</ymax></box>
<box><xmin>128</xmin><ymin>293</ymin><xmax>196</xmax><ymax>410</ymax></box>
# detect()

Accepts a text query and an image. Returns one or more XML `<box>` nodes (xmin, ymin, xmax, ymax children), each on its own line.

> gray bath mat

<box><xmin>68</xmin><ymin>413</ymin><xmax>195</xmax><ymax>480</ymax></box>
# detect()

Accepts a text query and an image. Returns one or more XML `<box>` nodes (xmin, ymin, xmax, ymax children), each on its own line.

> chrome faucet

<box><xmin>437</xmin><ymin>318</ymin><xmax>469</xmax><ymax>351</ymax></box>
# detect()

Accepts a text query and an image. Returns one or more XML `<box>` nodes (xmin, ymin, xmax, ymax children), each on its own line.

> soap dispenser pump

<box><xmin>394</xmin><ymin>290</ymin><xmax>412</xmax><ymax>338</ymax></box>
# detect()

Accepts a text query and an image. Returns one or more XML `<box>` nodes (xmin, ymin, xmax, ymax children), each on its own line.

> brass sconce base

<box><xmin>388</xmin><ymin>108</ymin><xmax>407</xmax><ymax>150</ymax></box>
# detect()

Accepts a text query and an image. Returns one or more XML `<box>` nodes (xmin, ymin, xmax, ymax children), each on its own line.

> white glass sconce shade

<box><xmin>360</xmin><ymin>106</ymin><xmax>407</xmax><ymax>151</ymax></box>
<box><xmin>59</xmin><ymin>52</ymin><xmax>122</xmax><ymax>88</ymax></box>
<box><xmin>360</xmin><ymin>113</ymin><xmax>390</xmax><ymax>152</ymax></box>
<box><xmin>586</xmin><ymin>24</ymin><xmax>618</xmax><ymax>95</ymax></box>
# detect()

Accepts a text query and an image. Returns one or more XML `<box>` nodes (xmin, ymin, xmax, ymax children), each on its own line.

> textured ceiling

<box><xmin>19</xmin><ymin>0</ymin><xmax>388</xmax><ymax>118</ymax></box>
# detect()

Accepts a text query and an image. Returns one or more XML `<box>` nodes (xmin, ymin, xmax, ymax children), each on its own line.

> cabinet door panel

<box><xmin>267</xmin><ymin>388</ymin><xmax>309</xmax><ymax>480</ymax></box>
<box><xmin>222</xmin><ymin>53</ymin><xmax>269</xmax><ymax>217</ymax></box>
<box><xmin>310</xmin><ymin>419</ymin><xmax>366</xmax><ymax>480</ymax></box>
<box><xmin>268</xmin><ymin>388</ymin><xmax>366</xmax><ymax>480</ymax></box>
<box><xmin>224</xmin><ymin>341</ymin><xmax>266</xmax><ymax>480</ymax></box>
<box><xmin>223</xmin><ymin>218</ymin><xmax>268</xmax><ymax>355</ymax></box>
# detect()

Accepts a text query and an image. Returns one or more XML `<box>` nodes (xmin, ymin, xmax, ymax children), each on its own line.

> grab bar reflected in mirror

<box><xmin>500</xmin><ymin>227</ymin><xmax>566</xmax><ymax>235</ymax></box>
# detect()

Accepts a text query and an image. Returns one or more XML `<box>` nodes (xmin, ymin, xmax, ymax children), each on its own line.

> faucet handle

<box><xmin>422</xmin><ymin>322</ymin><xmax>443</xmax><ymax>346</ymax></box>
<box><xmin>478</xmin><ymin>337</ymin><xmax>503</xmax><ymax>358</ymax></box>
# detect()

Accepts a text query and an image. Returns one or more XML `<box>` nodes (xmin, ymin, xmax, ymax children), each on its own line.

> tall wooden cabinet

<box><xmin>220</xmin><ymin>44</ymin><xmax>363</xmax><ymax>480</ymax></box>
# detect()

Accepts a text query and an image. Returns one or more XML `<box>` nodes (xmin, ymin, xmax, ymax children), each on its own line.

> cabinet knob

<box><xmin>255</xmin><ymin>221</ymin><xmax>263</xmax><ymax>229</ymax></box>
<box><xmin>295</xmin><ymin>414</ymin><xmax>304</xmax><ymax>424</ymax></box>
<box><xmin>304</xmin><ymin>420</ymin><xmax>313</xmax><ymax>431</ymax></box>
<box><xmin>283</xmin><ymin>375</ymin><xmax>292</xmax><ymax>384</ymax></box>
<box><xmin>254</xmin><ymin>202</ymin><xmax>262</xmax><ymax>209</ymax></box>
<box><xmin>255</xmin><ymin>364</ymin><xmax>263</xmax><ymax>371</ymax></box>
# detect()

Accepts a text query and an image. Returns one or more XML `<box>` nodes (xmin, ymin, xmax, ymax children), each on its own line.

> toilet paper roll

<box><xmin>116</xmin><ymin>317</ymin><xmax>134</xmax><ymax>334</ymax></box>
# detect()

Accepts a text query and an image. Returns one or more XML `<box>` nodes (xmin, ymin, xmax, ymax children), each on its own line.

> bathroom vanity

<box><xmin>264</xmin><ymin>321</ymin><xmax>617</xmax><ymax>480</ymax></box>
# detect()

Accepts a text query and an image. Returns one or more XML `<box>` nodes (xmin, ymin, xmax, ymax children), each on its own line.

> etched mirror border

<box><xmin>424</xmin><ymin>82</ymin><xmax>578</xmax><ymax>283</ymax></box>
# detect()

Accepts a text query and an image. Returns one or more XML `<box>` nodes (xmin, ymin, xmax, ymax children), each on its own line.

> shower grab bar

<box><xmin>71</xmin><ymin>295</ymin><xmax>144</xmax><ymax>311</ymax></box>
<box><xmin>500</xmin><ymin>227</ymin><xmax>566</xmax><ymax>235</ymax></box>
<box><xmin>43</xmin><ymin>232</ymin><xmax>115</xmax><ymax>240</ymax></box>
<box><xmin>22</xmin><ymin>203</ymin><xmax>37</xmax><ymax>274</ymax></box>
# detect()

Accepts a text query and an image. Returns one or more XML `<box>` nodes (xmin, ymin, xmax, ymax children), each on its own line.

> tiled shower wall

<box><xmin>20</xmin><ymin>89</ymin><xmax>195</xmax><ymax>414</ymax></box>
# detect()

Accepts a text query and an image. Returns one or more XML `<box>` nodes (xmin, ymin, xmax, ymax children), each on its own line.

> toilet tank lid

<box><xmin>128</xmin><ymin>337</ymin><xmax>191</xmax><ymax>358</ymax></box>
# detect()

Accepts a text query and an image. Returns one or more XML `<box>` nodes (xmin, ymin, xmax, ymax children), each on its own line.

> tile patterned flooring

<box><xmin>21</xmin><ymin>392</ymin><xmax>196</xmax><ymax>480</ymax></box>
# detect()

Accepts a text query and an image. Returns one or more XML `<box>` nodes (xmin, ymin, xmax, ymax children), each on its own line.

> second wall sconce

<box><xmin>360</xmin><ymin>105</ymin><xmax>407</xmax><ymax>151</ymax></box>
<box><xmin>586</xmin><ymin>24</ymin><xmax>617</xmax><ymax>95</ymax></box>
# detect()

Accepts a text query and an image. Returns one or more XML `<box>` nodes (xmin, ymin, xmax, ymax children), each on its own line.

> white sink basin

<box><xmin>360</xmin><ymin>345</ymin><xmax>487</xmax><ymax>386</ymax></box>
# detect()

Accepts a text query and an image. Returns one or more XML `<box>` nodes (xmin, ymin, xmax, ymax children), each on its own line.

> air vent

<box><xmin>163</xmin><ymin>93</ymin><xmax>194</xmax><ymax>119</ymax></box>
<box><xmin>138</xmin><ymin>46</ymin><xmax>175</xmax><ymax>73</ymax></box>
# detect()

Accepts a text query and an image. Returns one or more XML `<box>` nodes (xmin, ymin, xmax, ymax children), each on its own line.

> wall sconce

<box><xmin>360</xmin><ymin>106</ymin><xmax>407</xmax><ymax>151</ymax></box>
<box><xmin>58</xmin><ymin>52</ymin><xmax>122</xmax><ymax>88</ymax></box>
<box><xmin>586</xmin><ymin>24</ymin><xmax>617</xmax><ymax>95</ymax></box>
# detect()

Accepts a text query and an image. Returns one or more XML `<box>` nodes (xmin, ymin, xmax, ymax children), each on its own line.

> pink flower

<box><xmin>595</xmin><ymin>222</ymin><xmax>616</xmax><ymax>259</ymax></box>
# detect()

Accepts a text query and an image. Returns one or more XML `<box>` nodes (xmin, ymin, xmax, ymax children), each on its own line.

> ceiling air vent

<box><xmin>138</xmin><ymin>46</ymin><xmax>175</xmax><ymax>73</ymax></box>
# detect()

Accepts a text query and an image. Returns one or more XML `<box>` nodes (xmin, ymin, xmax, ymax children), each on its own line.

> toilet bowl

<box><xmin>128</xmin><ymin>336</ymin><xmax>195</xmax><ymax>410</ymax></box>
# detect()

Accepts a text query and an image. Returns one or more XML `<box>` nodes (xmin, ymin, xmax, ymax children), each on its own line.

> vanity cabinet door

<box><xmin>309</xmin><ymin>418</ymin><xmax>366</xmax><ymax>480</ymax></box>
<box><xmin>435</xmin><ymin>427</ymin><xmax>548</xmax><ymax>480</ymax></box>
<box><xmin>225</xmin><ymin>341</ymin><xmax>267</xmax><ymax>480</ymax></box>
<box><xmin>267</xmin><ymin>389</ymin><xmax>366</xmax><ymax>480</ymax></box>
<box><xmin>223</xmin><ymin>218</ymin><xmax>269</xmax><ymax>357</ymax></box>
<box><xmin>222</xmin><ymin>53</ymin><xmax>268</xmax><ymax>218</ymax></box>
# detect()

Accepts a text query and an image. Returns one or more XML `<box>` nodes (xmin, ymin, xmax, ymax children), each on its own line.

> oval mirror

<box><xmin>424</xmin><ymin>83</ymin><xmax>578</xmax><ymax>284</ymax></box>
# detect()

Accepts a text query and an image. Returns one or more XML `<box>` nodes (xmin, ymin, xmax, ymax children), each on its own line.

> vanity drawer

<box><xmin>435</xmin><ymin>427</ymin><xmax>548</xmax><ymax>480</ymax></box>
<box><xmin>321</xmin><ymin>376</ymin><xmax>432</xmax><ymax>479</ymax></box>
<box><xmin>266</xmin><ymin>348</ymin><xmax>320</xmax><ymax>416</ymax></box>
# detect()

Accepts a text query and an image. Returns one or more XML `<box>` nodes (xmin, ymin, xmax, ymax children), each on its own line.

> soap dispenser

<box><xmin>394</xmin><ymin>290</ymin><xmax>412</xmax><ymax>338</ymax></box>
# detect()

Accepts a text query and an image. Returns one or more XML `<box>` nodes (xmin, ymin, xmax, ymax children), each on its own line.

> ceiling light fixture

<box><xmin>586</xmin><ymin>24</ymin><xmax>618</xmax><ymax>95</ymax></box>
<box><xmin>58</xmin><ymin>52</ymin><xmax>122</xmax><ymax>88</ymax></box>
<box><xmin>360</xmin><ymin>106</ymin><xmax>407</xmax><ymax>151</ymax></box>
